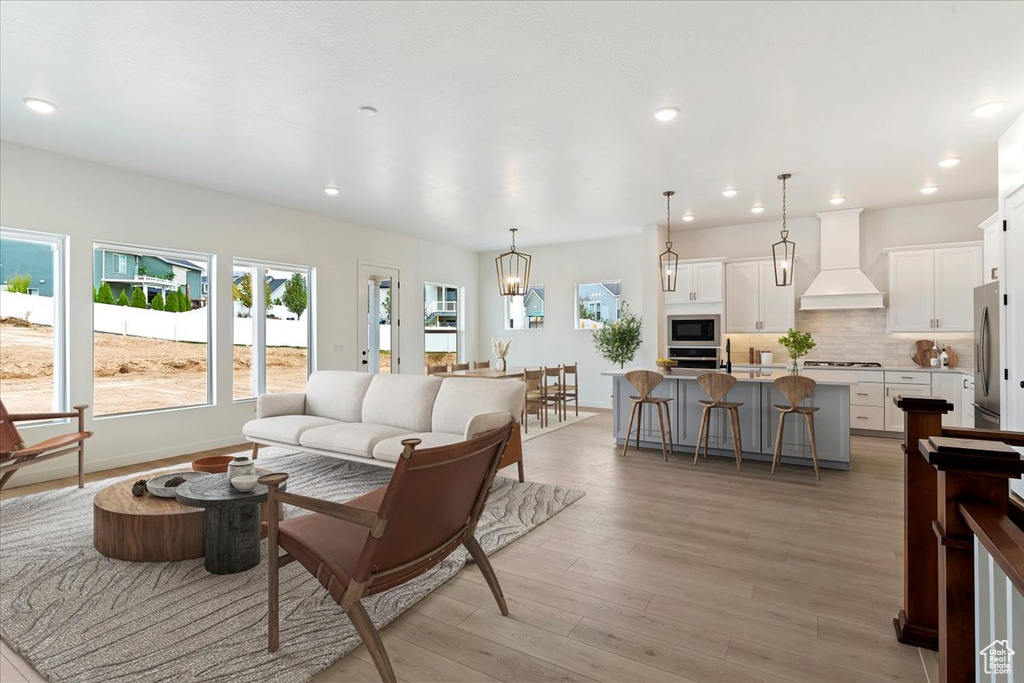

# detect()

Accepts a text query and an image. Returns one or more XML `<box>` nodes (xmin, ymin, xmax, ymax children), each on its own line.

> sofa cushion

<box><xmin>243</xmin><ymin>415</ymin><xmax>339</xmax><ymax>446</ymax></box>
<box><xmin>361</xmin><ymin>374</ymin><xmax>443</xmax><ymax>432</ymax></box>
<box><xmin>432</xmin><ymin>378</ymin><xmax>526</xmax><ymax>435</ymax></box>
<box><xmin>371</xmin><ymin>432</ymin><xmax>465</xmax><ymax>463</ymax></box>
<box><xmin>300</xmin><ymin>423</ymin><xmax>414</xmax><ymax>458</ymax></box>
<box><xmin>304</xmin><ymin>371</ymin><xmax>374</xmax><ymax>423</ymax></box>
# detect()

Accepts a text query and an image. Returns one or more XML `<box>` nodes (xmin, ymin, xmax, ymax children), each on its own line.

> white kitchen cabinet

<box><xmin>887</xmin><ymin>244</ymin><xmax>982</xmax><ymax>333</ymax></box>
<box><xmin>725</xmin><ymin>259</ymin><xmax>795</xmax><ymax>333</ymax></box>
<box><xmin>930</xmin><ymin>372</ymin><xmax>965</xmax><ymax>428</ymax></box>
<box><xmin>665</xmin><ymin>260</ymin><xmax>723</xmax><ymax>305</ymax></box>
<box><xmin>981</xmin><ymin>212</ymin><xmax>1003</xmax><ymax>283</ymax></box>
<box><xmin>884</xmin><ymin>383</ymin><xmax>933</xmax><ymax>432</ymax></box>
<box><xmin>962</xmin><ymin>374</ymin><xmax>975</xmax><ymax>428</ymax></box>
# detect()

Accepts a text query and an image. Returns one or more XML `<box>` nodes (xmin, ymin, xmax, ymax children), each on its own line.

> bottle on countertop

<box><xmin>930</xmin><ymin>341</ymin><xmax>940</xmax><ymax>368</ymax></box>
<box><xmin>725</xmin><ymin>338</ymin><xmax>732</xmax><ymax>374</ymax></box>
<box><xmin>940</xmin><ymin>345</ymin><xmax>949</xmax><ymax>368</ymax></box>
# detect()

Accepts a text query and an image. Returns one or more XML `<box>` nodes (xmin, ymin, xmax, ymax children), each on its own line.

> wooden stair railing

<box><xmin>919</xmin><ymin>437</ymin><xmax>1024</xmax><ymax>683</ymax></box>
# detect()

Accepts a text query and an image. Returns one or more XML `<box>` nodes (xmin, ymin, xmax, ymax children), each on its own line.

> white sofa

<box><xmin>243</xmin><ymin>370</ymin><xmax>526</xmax><ymax>468</ymax></box>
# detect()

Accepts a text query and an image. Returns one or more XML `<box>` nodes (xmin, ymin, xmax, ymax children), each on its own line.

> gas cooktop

<box><xmin>803</xmin><ymin>360</ymin><xmax>883</xmax><ymax>368</ymax></box>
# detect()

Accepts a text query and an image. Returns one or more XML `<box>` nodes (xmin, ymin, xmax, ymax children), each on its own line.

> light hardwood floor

<box><xmin>1</xmin><ymin>413</ymin><xmax>929</xmax><ymax>682</ymax></box>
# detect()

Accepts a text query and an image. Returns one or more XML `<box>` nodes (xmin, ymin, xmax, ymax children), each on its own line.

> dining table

<box><xmin>435</xmin><ymin>366</ymin><xmax>526</xmax><ymax>380</ymax></box>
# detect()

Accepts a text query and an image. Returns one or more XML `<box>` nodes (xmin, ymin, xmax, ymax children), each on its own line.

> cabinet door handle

<box><xmin>856</xmin><ymin>416</ymin><xmax>869</xmax><ymax>420</ymax></box>
<box><xmin>856</xmin><ymin>392</ymin><xmax>869</xmax><ymax>396</ymax></box>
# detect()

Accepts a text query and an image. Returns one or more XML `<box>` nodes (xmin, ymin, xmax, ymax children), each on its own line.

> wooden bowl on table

<box><xmin>192</xmin><ymin>455</ymin><xmax>235</xmax><ymax>473</ymax></box>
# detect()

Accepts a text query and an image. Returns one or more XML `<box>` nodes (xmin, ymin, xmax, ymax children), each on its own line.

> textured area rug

<box><xmin>521</xmin><ymin>411</ymin><xmax>596</xmax><ymax>442</ymax></box>
<box><xmin>0</xmin><ymin>449</ymin><xmax>584</xmax><ymax>683</ymax></box>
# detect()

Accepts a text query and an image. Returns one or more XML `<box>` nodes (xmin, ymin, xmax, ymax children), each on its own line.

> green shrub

<box><xmin>178</xmin><ymin>291</ymin><xmax>191</xmax><ymax>311</ymax></box>
<box><xmin>150</xmin><ymin>292</ymin><xmax>165</xmax><ymax>311</ymax></box>
<box><xmin>6</xmin><ymin>274</ymin><xmax>31</xmax><ymax>294</ymax></box>
<box><xmin>93</xmin><ymin>286</ymin><xmax>99</xmax><ymax>303</ymax></box>
<box><xmin>165</xmin><ymin>291</ymin><xmax>179</xmax><ymax>311</ymax></box>
<box><xmin>130</xmin><ymin>287</ymin><xmax>147</xmax><ymax>309</ymax></box>
<box><xmin>116</xmin><ymin>290</ymin><xmax>129</xmax><ymax>306</ymax></box>
<box><xmin>592</xmin><ymin>303</ymin><xmax>642</xmax><ymax>368</ymax></box>
<box><xmin>97</xmin><ymin>282</ymin><xmax>115</xmax><ymax>305</ymax></box>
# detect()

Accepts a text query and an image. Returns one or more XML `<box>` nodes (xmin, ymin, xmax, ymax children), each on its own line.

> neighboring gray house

<box><xmin>523</xmin><ymin>285</ymin><xmax>544</xmax><ymax>328</ymax></box>
<box><xmin>577</xmin><ymin>281</ymin><xmax>620</xmax><ymax>323</ymax></box>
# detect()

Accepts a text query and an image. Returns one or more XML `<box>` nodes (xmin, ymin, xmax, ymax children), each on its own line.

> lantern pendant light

<box><xmin>495</xmin><ymin>228</ymin><xmax>532</xmax><ymax>296</ymax></box>
<box><xmin>660</xmin><ymin>191</ymin><xmax>680</xmax><ymax>292</ymax></box>
<box><xmin>772</xmin><ymin>173</ymin><xmax>796</xmax><ymax>287</ymax></box>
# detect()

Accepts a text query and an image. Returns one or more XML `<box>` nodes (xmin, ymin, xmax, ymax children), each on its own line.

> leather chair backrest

<box><xmin>352</xmin><ymin>423</ymin><xmax>513</xmax><ymax>588</ymax></box>
<box><xmin>0</xmin><ymin>401</ymin><xmax>25</xmax><ymax>455</ymax></box>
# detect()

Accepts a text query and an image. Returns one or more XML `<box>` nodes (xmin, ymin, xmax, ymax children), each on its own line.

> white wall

<box><xmin>0</xmin><ymin>142</ymin><xmax>479</xmax><ymax>484</ymax></box>
<box><xmin>477</xmin><ymin>234</ymin><xmax>648</xmax><ymax>409</ymax></box>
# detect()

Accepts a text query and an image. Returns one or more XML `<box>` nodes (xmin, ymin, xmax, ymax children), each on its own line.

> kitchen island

<box><xmin>603</xmin><ymin>369</ymin><xmax>856</xmax><ymax>470</ymax></box>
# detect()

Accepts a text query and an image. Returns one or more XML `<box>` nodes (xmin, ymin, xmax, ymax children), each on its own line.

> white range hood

<box><xmin>800</xmin><ymin>208</ymin><xmax>885</xmax><ymax>311</ymax></box>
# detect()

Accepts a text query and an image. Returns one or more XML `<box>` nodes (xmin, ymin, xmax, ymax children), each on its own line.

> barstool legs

<box><xmin>622</xmin><ymin>402</ymin><xmax>639</xmax><ymax>457</ymax></box>
<box><xmin>805</xmin><ymin>412</ymin><xmax>820</xmax><ymax>481</ymax></box>
<box><xmin>771</xmin><ymin>413</ymin><xmax>786</xmax><ymax>475</ymax></box>
<box><xmin>727</xmin><ymin>407</ymin><xmax>743</xmax><ymax>470</ymax></box>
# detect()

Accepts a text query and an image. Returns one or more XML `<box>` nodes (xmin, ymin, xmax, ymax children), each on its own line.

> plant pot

<box><xmin>497</xmin><ymin>358</ymin><xmax>506</xmax><ymax>372</ymax></box>
<box><xmin>787</xmin><ymin>358</ymin><xmax>800</xmax><ymax>375</ymax></box>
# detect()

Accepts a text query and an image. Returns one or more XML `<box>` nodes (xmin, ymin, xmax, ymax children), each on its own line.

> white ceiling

<box><xmin>1</xmin><ymin>1</ymin><xmax>1022</xmax><ymax>250</ymax></box>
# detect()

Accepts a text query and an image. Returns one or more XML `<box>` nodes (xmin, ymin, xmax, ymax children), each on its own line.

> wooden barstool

<box><xmin>694</xmin><ymin>373</ymin><xmax>744</xmax><ymax>470</ymax></box>
<box><xmin>771</xmin><ymin>375</ymin><xmax>821</xmax><ymax>481</ymax></box>
<box><xmin>621</xmin><ymin>370</ymin><xmax>673</xmax><ymax>461</ymax></box>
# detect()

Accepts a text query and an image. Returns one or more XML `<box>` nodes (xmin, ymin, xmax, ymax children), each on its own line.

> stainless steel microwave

<box><xmin>667</xmin><ymin>315</ymin><xmax>720</xmax><ymax>347</ymax></box>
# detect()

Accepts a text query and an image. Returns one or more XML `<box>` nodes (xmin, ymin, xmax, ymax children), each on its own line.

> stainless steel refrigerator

<box><xmin>974</xmin><ymin>281</ymin><xmax>1001</xmax><ymax>430</ymax></box>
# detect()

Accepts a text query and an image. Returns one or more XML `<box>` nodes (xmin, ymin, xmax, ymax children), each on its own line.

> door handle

<box><xmin>362</xmin><ymin>360</ymin><xmax>368</xmax><ymax>365</ymax></box>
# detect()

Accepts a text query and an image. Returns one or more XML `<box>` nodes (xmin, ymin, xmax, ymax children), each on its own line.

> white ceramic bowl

<box><xmin>231</xmin><ymin>475</ymin><xmax>259</xmax><ymax>493</ymax></box>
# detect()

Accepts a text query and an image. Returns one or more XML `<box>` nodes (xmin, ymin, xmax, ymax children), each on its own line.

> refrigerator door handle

<box><xmin>981</xmin><ymin>306</ymin><xmax>990</xmax><ymax>397</ymax></box>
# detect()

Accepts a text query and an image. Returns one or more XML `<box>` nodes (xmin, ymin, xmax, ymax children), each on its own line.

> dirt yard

<box><xmin>1</xmin><ymin>321</ymin><xmax>307</xmax><ymax>414</ymax></box>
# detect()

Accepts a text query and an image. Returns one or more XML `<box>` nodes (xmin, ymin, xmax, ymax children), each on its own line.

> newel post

<box><xmin>893</xmin><ymin>395</ymin><xmax>953</xmax><ymax>650</ymax></box>
<box><xmin>919</xmin><ymin>437</ymin><xmax>1024</xmax><ymax>683</ymax></box>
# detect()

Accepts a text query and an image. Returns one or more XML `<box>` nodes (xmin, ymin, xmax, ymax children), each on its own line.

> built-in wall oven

<box><xmin>668</xmin><ymin>346</ymin><xmax>721</xmax><ymax>369</ymax></box>
<box><xmin>667</xmin><ymin>315</ymin><xmax>720</xmax><ymax>347</ymax></box>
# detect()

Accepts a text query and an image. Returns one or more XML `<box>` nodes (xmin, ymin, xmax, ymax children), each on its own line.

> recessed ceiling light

<box><xmin>357</xmin><ymin>106</ymin><xmax>378</xmax><ymax>116</ymax></box>
<box><xmin>681</xmin><ymin>214</ymin><xmax>695</xmax><ymax>222</ymax></box>
<box><xmin>829</xmin><ymin>196</ymin><xmax>846</xmax><ymax>205</ymax></box>
<box><xmin>751</xmin><ymin>206</ymin><xmax>765</xmax><ymax>214</ymax></box>
<box><xmin>654</xmin><ymin>106</ymin><xmax>679</xmax><ymax>122</ymax></box>
<box><xmin>972</xmin><ymin>101</ymin><xmax>1003</xmax><ymax>118</ymax></box>
<box><xmin>23</xmin><ymin>97</ymin><xmax>56</xmax><ymax>114</ymax></box>
<box><xmin>323</xmin><ymin>186</ymin><xmax>340</xmax><ymax>196</ymax></box>
<box><xmin>938</xmin><ymin>157</ymin><xmax>961</xmax><ymax>168</ymax></box>
<box><xmin>920</xmin><ymin>185</ymin><xmax>939</xmax><ymax>195</ymax></box>
<box><xmin>722</xmin><ymin>188</ymin><xmax>738</xmax><ymax>198</ymax></box>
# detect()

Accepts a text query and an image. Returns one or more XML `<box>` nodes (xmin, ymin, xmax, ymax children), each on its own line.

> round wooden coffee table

<box><xmin>93</xmin><ymin>470</ymin><xmax>205</xmax><ymax>562</ymax></box>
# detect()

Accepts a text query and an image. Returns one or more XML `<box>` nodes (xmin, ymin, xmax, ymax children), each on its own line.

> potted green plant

<box><xmin>592</xmin><ymin>303</ymin><xmax>642</xmax><ymax>369</ymax></box>
<box><xmin>777</xmin><ymin>328</ymin><xmax>816</xmax><ymax>375</ymax></box>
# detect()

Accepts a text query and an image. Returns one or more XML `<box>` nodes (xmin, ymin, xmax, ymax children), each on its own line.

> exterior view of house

<box><xmin>577</xmin><ymin>281</ymin><xmax>621</xmax><ymax>324</ymax></box>
<box><xmin>92</xmin><ymin>247</ymin><xmax>205</xmax><ymax>308</ymax></box>
<box><xmin>0</xmin><ymin>235</ymin><xmax>56</xmax><ymax>296</ymax></box>
<box><xmin>424</xmin><ymin>283</ymin><xmax>458</xmax><ymax>328</ymax></box>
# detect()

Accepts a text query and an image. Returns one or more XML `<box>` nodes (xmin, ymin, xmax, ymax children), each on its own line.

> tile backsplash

<box><xmin>725</xmin><ymin>309</ymin><xmax>975</xmax><ymax>369</ymax></box>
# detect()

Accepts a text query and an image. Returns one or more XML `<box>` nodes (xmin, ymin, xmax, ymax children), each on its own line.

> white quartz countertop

<box><xmin>602</xmin><ymin>369</ymin><xmax>859</xmax><ymax>386</ymax></box>
<box><xmin>731</xmin><ymin>363</ymin><xmax>971</xmax><ymax>375</ymax></box>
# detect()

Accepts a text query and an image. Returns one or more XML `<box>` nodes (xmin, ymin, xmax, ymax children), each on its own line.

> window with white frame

<box><xmin>575</xmin><ymin>280</ymin><xmax>622</xmax><ymax>329</ymax></box>
<box><xmin>0</xmin><ymin>227</ymin><xmax>67</xmax><ymax>414</ymax></box>
<box><xmin>424</xmin><ymin>283</ymin><xmax>461</xmax><ymax>370</ymax></box>
<box><xmin>505</xmin><ymin>284</ymin><xmax>545</xmax><ymax>330</ymax></box>
<box><xmin>233</xmin><ymin>260</ymin><xmax>313</xmax><ymax>400</ymax></box>
<box><xmin>93</xmin><ymin>242</ymin><xmax>211</xmax><ymax>416</ymax></box>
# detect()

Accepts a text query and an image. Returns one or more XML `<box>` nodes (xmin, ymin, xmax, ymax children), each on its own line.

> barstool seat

<box><xmin>771</xmin><ymin>375</ymin><xmax>821</xmax><ymax>481</ymax></box>
<box><xmin>622</xmin><ymin>370</ymin><xmax>674</xmax><ymax>461</ymax></box>
<box><xmin>694</xmin><ymin>373</ymin><xmax>744</xmax><ymax>470</ymax></box>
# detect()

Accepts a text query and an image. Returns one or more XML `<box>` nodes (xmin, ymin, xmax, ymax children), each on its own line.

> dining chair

<box><xmin>542</xmin><ymin>366</ymin><xmax>564</xmax><ymax>425</ymax></box>
<box><xmin>473</xmin><ymin>360</ymin><xmax>490</xmax><ymax>370</ymax></box>
<box><xmin>451</xmin><ymin>362</ymin><xmax>470</xmax><ymax>372</ymax></box>
<box><xmin>1</xmin><ymin>400</ymin><xmax>92</xmax><ymax>489</ymax></box>
<box><xmin>621</xmin><ymin>370</ymin><xmax>673</xmax><ymax>460</ymax></box>
<box><xmin>771</xmin><ymin>375</ymin><xmax>821</xmax><ymax>480</ymax></box>
<box><xmin>694</xmin><ymin>373</ymin><xmax>744</xmax><ymax>470</ymax></box>
<box><xmin>561</xmin><ymin>363</ymin><xmax>579</xmax><ymax>418</ymax></box>
<box><xmin>522</xmin><ymin>368</ymin><xmax>545</xmax><ymax>432</ymax></box>
<box><xmin>426</xmin><ymin>364</ymin><xmax>448</xmax><ymax>376</ymax></box>
<box><xmin>259</xmin><ymin>423</ymin><xmax>514</xmax><ymax>683</ymax></box>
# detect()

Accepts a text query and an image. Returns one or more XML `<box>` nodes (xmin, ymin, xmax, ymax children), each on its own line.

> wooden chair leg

<box><xmin>665</xmin><ymin>402</ymin><xmax>674</xmax><ymax>456</ymax></box>
<box><xmin>78</xmin><ymin>443</ymin><xmax>85</xmax><ymax>488</ymax></box>
<box><xmin>655</xmin><ymin>402</ymin><xmax>669</xmax><ymax>461</ymax></box>
<box><xmin>622</xmin><ymin>402</ymin><xmax>639</xmax><ymax>457</ymax></box>
<box><xmin>252</xmin><ymin>442</ymin><xmax>259</xmax><ymax>460</ymax></box>
<box><xmin>344</xmin><ymin>600</ymin><xmax>397</xmax><ymax>683</ymax></box>
<box><xmin>0</xmin><ymin>470</ymin><xmax>15</xmax><ymax>490</ymax></box>
<box><xmin>635</xmin><ymin>402</ymin><xmax>644</xmax><ymax>452</ymax></box>
<box><xmin>702</xmin><ymin>409</ymin><xmax>712</xmax><ymax>460</ymax></box>
<box><xmin>728</xmin><ymin>407</ymin><xmax>742</xmax><ymax>470</ymax></box>
<box><xmin>693</xmin><ymin>406</ymin><xmax>709</xmax><ymax>466</ymax></box>
<box><xmin>806</xmin><ymin>413</ymin><xmax>821</xmax><ymax>481</ymax></box>
<box><xmin>267</xmin><ymin>504</ymin><xmax>281</xmax><ymax>652</ymax></box>
<box><xmin>517</xmin><ymin>458</ymin><xmax>524</xmax><ymax>483</ymax></box>
<box><xmin>464</xmin><ymin>534</ymin><xmax>509</xmax><ymax>615</ymax></box>
<box><xmin>771</xmin><ymin>412</ymin><xmax>786</xmax><ymax>475</ymax></box>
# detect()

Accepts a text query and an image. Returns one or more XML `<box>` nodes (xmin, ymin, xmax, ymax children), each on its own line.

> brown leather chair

<box><xmin>259</xmin><ymin>422</ymin><xmax>514</xmax><ymax>683</ymax></box>
<box><xmin>1</xmin><ymin>400</ymin><xmax>92</xmax><ymax>489</ymax></box>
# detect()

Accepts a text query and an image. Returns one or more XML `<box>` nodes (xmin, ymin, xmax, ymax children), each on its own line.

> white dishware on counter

<box><xmin>761</xmin><ymin>352</ymin><xmax>774</xmax><ymax>365</ymax></box>
<box><xmin>230</xmin><ymin>474</ymin><xmax>259</xmax><ymax>493</ymax></box>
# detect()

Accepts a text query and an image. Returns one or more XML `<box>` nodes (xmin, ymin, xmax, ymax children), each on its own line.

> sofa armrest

<box><xmin>464</xmin><ymin>411</ymin><xmax>512</xmax><ymax>440</ymax></box>
<box><xmin>257</xmin><ymin>392</ymin><xmax>306</xmax><ymax>419</ymax></box>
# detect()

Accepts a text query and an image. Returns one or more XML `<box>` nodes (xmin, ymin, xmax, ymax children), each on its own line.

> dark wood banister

<box><xmin>958</xmin><ymin>500</ymin><xmax>1024</xmax><ymax>595</ymax></box>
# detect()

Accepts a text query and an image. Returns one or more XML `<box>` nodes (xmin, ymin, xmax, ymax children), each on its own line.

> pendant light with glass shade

<box><xmin>659</xmin><ymin>191</ymin><xmax>680</xmax><ymax>292</ymax></box>
<box><xmin>772</xmin><ymin>173</ymin><xmax>795</xmax><ymax>286</ymax></box>
<box><xmin>495</xmin><ymin>228</ymin><xmax>532</xmax><ymax>296</ymax></box>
